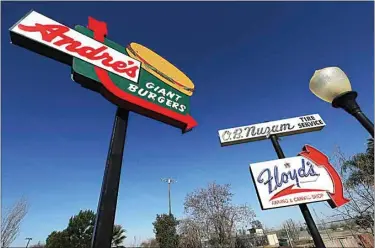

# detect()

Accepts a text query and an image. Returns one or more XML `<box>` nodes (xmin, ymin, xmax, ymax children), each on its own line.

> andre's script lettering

<box><xmin>17</xmin><ymin>23</ymin><xmax>139</xmax><ymax>79</ymax></box>
<box><xmin>257</xmin><ymin>159</ymin><xmax>320</xmax><ymax>194</ymax></box>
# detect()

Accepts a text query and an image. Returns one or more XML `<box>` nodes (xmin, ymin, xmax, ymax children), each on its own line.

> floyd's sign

<box><xmin>218</xmin><ymin>114</ymin><xmax>325</xmax><ymax>146</ymax></box>
<box><xmin>249</xmin><ymin>145</ymin><xmax>349</xmax><ymax>210</ymax></box>
<box><xmin>10</xmin><ymin>10</ymin><xmax>197</xmax><ymax>132</ymax></box>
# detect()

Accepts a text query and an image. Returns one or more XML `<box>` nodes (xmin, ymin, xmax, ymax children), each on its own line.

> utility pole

<box><xmin>25</xmin><ymin>238</ymin><xmax>32</xmax><ymax>248</ymax></box>
<box><xmin>161</xmin><ymin>178</ymin><xmax>176</xmax><ymax>215</ymax></box>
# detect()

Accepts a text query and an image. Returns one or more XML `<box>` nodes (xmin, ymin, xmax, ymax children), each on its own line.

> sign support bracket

<box><xmin>269</xmin><ymin>135</ymin><xmax>326</xmax><ymax>248</ymax></box>
<box><xmin>91</xmin><ymin>107</ymin><xmax>129</xmax><ymax>248</ymax></box>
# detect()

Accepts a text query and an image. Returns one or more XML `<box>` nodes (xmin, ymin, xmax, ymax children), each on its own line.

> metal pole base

<box><xmin>91</xmin><ymin>107</ymin><xmax>129</xmax><ymax>248</ymax></box>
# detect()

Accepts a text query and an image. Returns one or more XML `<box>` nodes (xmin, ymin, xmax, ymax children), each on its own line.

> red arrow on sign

<box><xmin>87</xmin><ymin>17</ymin><xmax>197</xmax><ymax>132</ymax></box>
<box><xmin>299</xmin><ymin>144</ymin><xmax>350</xmax><ymax>208</ymax></box>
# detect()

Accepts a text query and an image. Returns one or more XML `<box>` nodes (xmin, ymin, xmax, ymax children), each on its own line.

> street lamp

<box><xmin>309</xmin><ymin>67</ymin><xmax>374</xmax><ymax>136</ymax></box>
<box><xmin>25</xmin><ymin>237</ymin><xmax>32</xmax><ymax>248</ymax></box>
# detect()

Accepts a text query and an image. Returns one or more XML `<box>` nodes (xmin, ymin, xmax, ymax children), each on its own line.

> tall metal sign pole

<box><xmin>10</xmin><ymin>10</ymin><xmax>198</xmax><ymax>248</ymax></box>
<box><xmin>218</xmin><ymin>114</ymin><xmax>349</xmax><ymax>248</ymax></box>
<box><xmin>91</xmin><ymin>108</ymin><xmax>129</xmax><ymax>248</ymax></box>
<box><xmin>269</xmin><ymin>135</ymin><xmax>325</xmax><ymax>248</ymax></box>
<box><xmin>161</xmin><ymin>178</ymin><xmax>176</xmax><ymax>215</ymax></box>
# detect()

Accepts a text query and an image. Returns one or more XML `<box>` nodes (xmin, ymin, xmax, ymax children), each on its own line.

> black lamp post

<box><xmin>309</xmin><ymin>67</ymin><xmax>374</xmax><ymax>137</ymax></box>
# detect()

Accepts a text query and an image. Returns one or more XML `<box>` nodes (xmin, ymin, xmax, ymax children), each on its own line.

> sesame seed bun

<box><xmin>126</xmin><ymin>42</ymin><xmax>194</xmax><ymax>96</ymax></box>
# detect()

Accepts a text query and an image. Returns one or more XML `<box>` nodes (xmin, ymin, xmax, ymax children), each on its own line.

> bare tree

<box><xmin>178</xmin><ymin>218</ymin><xmax>203</xmax><ymax>248</ymax></box>
<box><xmin>282</xmin><ymin>219</ymin><xmax>300</xmax><ymax>244</ymax></box>
<box><xmin>1</xmin><ymin>198</ymin><xmax>28</xmax><ymax>248</ymax></box>
<box><xmin>183</xmin><ymin>182</ymin><xmax>256</xmax><ymax>248</ymax></box>
<box><xmin>331</xmin><ymin>146</ymin><xmax>374</xmax><ymax>234</ymax></box>
<box><xmin>140</xmin><ymin>238</ymin><xmax>159</xmax><ymax>247</ymax></box>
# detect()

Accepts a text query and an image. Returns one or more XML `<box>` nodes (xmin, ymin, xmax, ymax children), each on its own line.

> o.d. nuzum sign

<box><xmin>218</xmin><ymin>114</ymin><xmax>325</xmax><ymax>146</ymax></box>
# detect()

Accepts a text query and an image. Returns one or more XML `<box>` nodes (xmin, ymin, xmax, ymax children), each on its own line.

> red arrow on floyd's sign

<box><xmin>299</xmin><ymin>145</ymin><xmax>350</xmax><ymax>208</ymax></box>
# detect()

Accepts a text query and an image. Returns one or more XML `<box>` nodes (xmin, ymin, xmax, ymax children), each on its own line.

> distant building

<box><xmin>299</xmin><ymin>230</ymin><xmax>313</xmax><ymax>241</ymax></box>
<box><xmin>249</xmin><ymin>228</ymin><xmax>264</xmax><ymax>236</ymax></box>
<box><xmin>267</xmin><ymin>233</ymin><xmax>279</xmax><ymax>246</ymax></box>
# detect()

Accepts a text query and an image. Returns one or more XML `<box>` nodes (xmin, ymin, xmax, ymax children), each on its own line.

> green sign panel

<box><xmin>72</xmin><ymin>26</ymin><xmax>190</xmax><ymax>115</ymax></box>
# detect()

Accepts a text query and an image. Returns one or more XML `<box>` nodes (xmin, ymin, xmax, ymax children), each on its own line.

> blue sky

<box><xmin>2</xmin><ymin>1</ymin><xmax>373</xmax><ymax>247</ymax></box>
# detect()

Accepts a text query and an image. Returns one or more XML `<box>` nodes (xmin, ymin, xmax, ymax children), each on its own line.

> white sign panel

<box><xmin>9</xmin><ymin>11</ymin><xmax>141</xmax><ymax>83</ymax></box>
<box><xmin>218</xmin><ymin>114</ymin><xmax>325</xmax><ymax>146</ymax></box>
<box><xmin>249</xmin><ymin>156</ymin><xmax>333</xmax><ymax>210</ymax></box>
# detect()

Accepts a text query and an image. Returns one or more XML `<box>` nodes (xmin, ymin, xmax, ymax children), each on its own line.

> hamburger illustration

<box><xmin>126</xmin><ymin>42</ymin><xmax>195</xmax><ymax>96</ymax></box>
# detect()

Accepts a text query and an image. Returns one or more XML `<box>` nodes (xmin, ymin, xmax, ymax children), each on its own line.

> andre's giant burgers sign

<box><xmin>10</xmin><ymin>10</ymin><xmax>197</xmax><ymax>132</ymax></box>
<box><xmin>10</xmin><ymin>10</ymin><xmax>198</xmax><ymax>247</ymax></box>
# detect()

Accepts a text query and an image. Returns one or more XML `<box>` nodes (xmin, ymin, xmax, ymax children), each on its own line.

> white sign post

<box><xmin>218</xmin><ymin>114</ymin><xmax>325</xmax><ymax>146</ymax></box>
